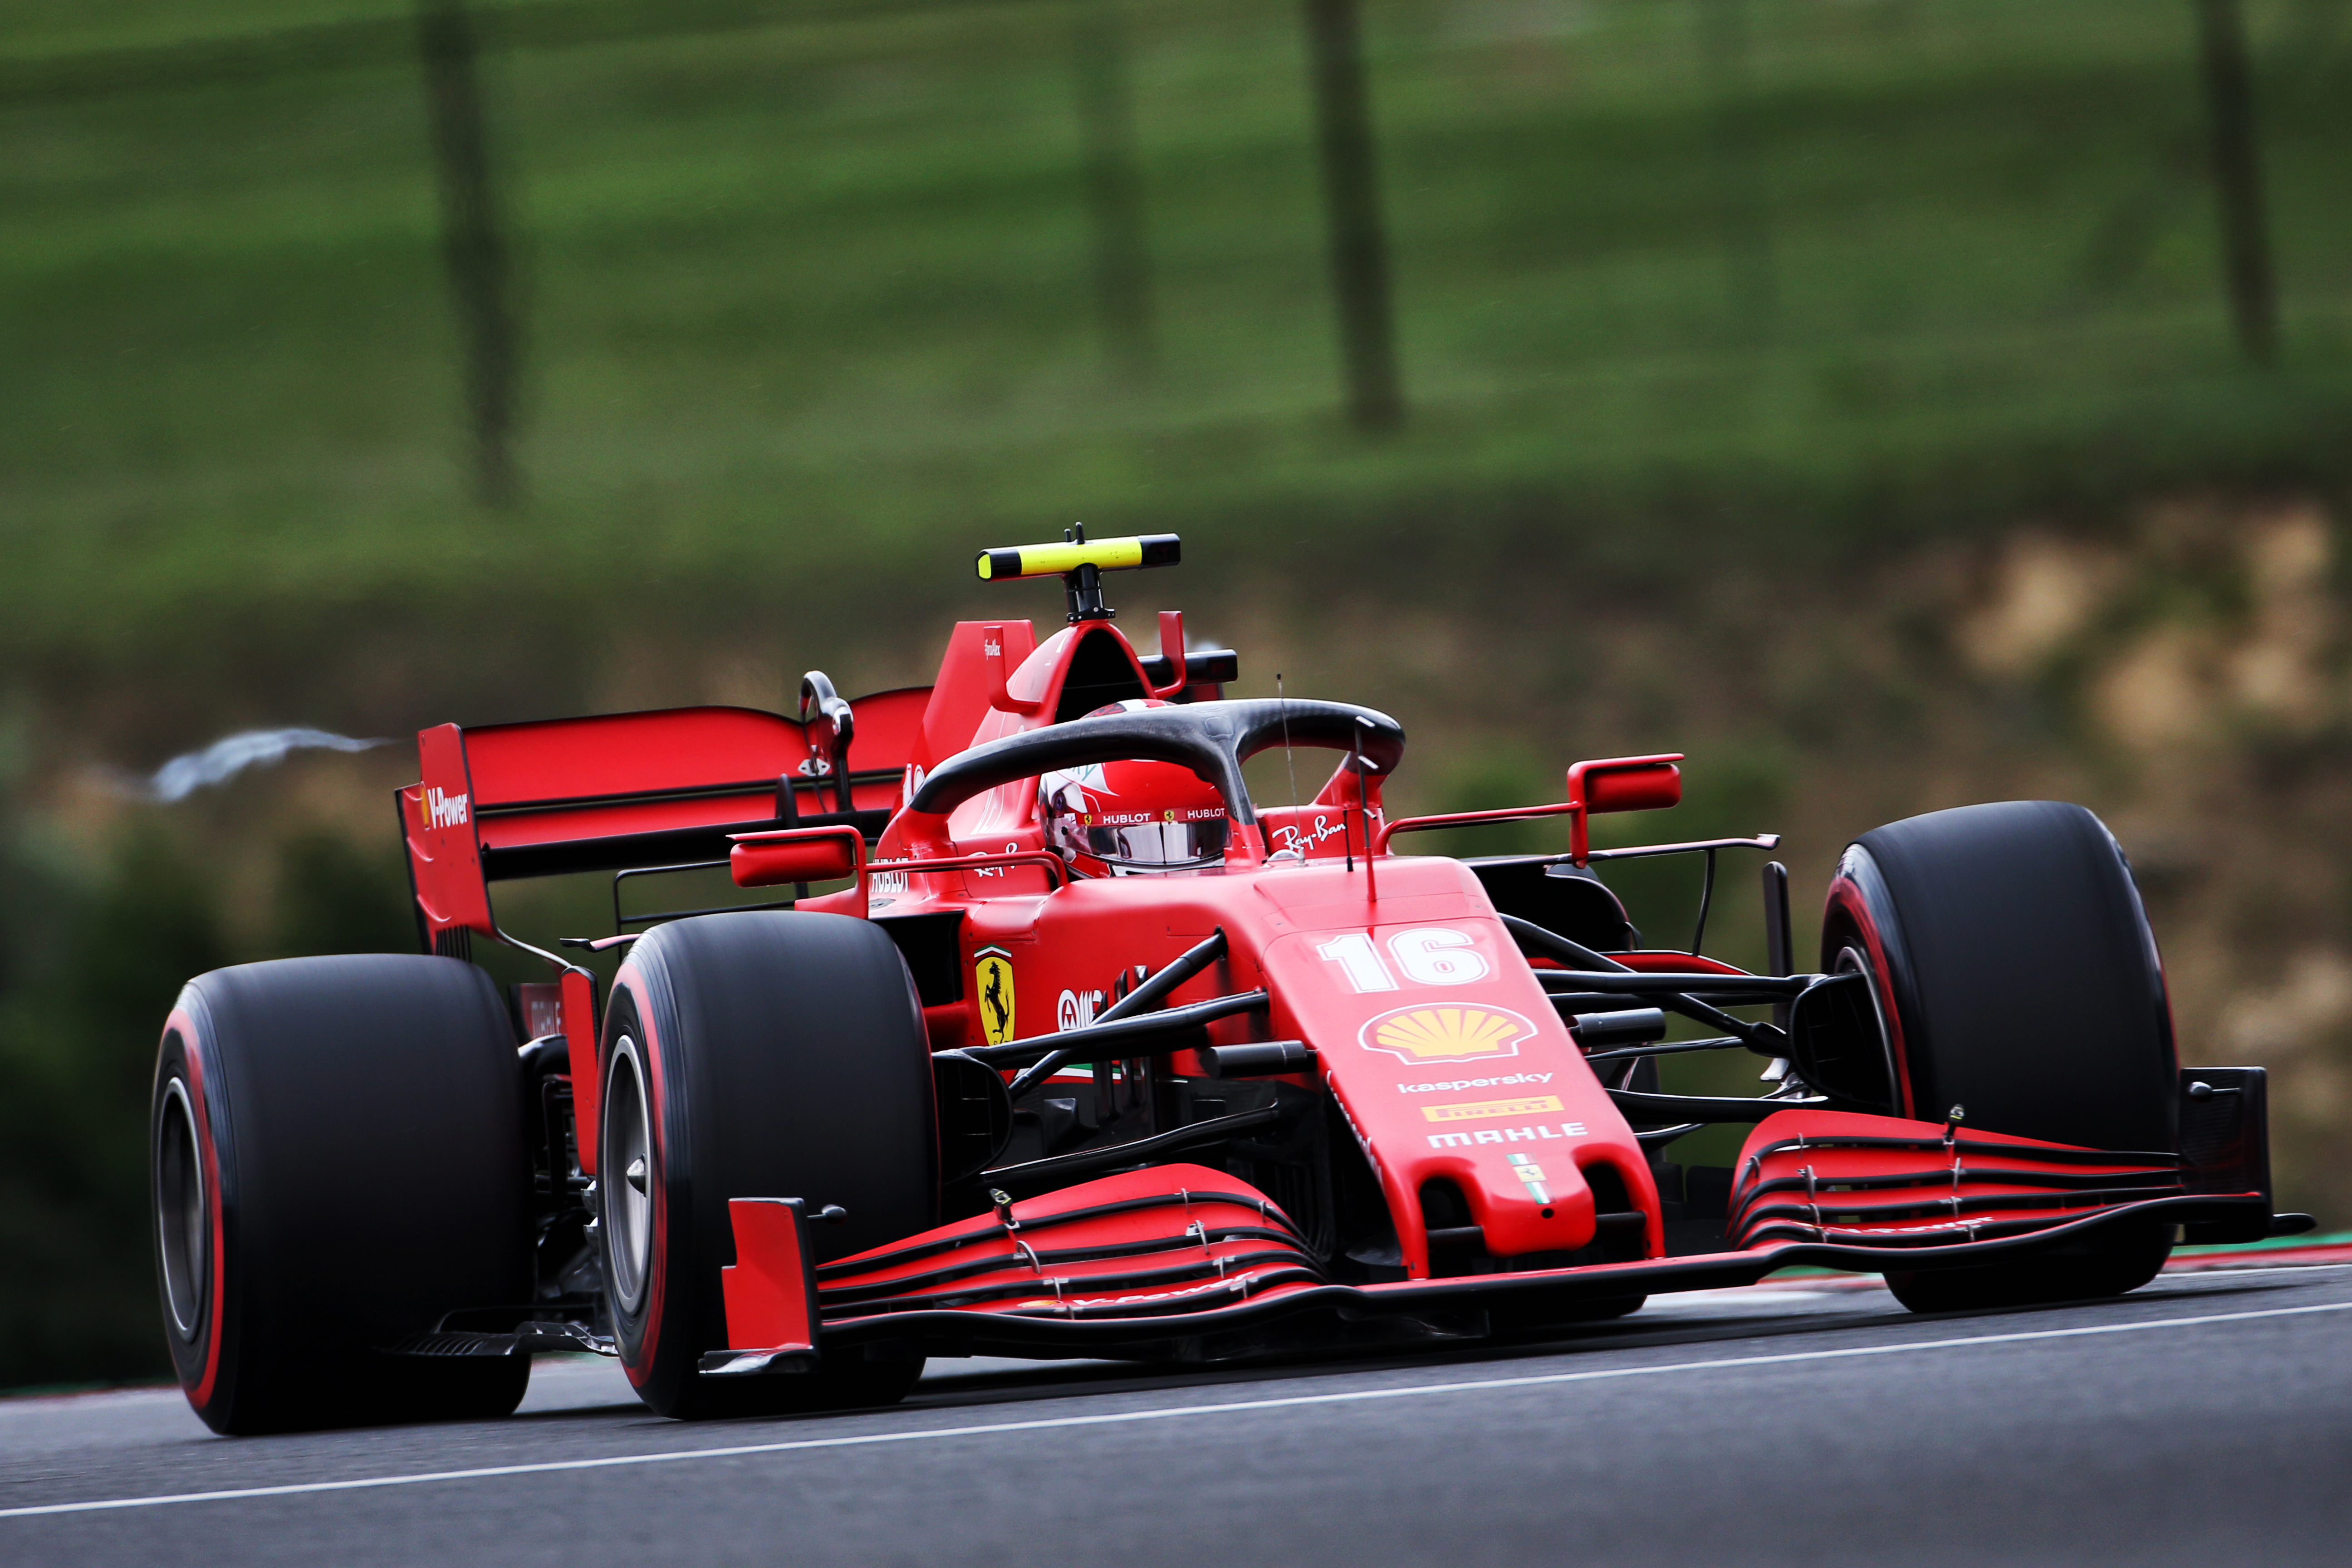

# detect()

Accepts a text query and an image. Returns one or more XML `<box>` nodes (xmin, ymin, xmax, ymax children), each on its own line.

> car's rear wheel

<box><xmin>1820</xmin><ymin>801</ymin><xmax>2179</xmax><ymax>1313</ymax></box>
<box><xmin>602</xmin><ymin>911</ymin><xmax>938</xmax><ymax>1419</ymax></box>
<box><xmin>153</xmin><ymin>955</ymin><xmax>533</xmax><ymax>1433</ymax></box>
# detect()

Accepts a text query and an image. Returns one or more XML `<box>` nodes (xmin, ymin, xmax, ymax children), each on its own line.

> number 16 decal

<box><xmin>1315</xmin><ymin>928</ymin><xmax>1491</xmax><ymax>993</ymax></box>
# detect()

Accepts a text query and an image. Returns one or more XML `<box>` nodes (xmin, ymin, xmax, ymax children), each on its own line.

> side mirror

<box><xmin>1583</xmin><ymin>764</ymin><xmax>1680</xmax><ymax>814</ymax></box>
<box><xmin>731</xmin><ymin>826</ymin><xmax>862</xmax><ymax>890</ymax></box>
<box><xmin>1564</xmin><ymin>753</ymin><xmax>1683</xmax><ymax>863</ymax></box>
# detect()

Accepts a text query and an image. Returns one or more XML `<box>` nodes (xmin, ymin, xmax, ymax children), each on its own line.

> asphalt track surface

<box><xmin>6</xmin><ymin>1259</ymin><xmax>2349</xmax><ymax>1567</ymax></box>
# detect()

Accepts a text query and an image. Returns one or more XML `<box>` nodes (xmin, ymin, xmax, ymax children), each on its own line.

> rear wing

<box><xmin>401</xmin><ymin>689</ymin><xmax>928</xmax><ymax>954</ymax></box>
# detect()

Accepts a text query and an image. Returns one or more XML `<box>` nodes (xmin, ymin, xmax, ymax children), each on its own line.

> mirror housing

<box><xmin>731</xmin><ymin>826</ymin><xmax>862</xmax><ymax>890</ymax></box>
<box><xmin>1564</xmin><ymin>753</ymin><xmax>1683</xmax><ymax>863</ymax></box>
<box><xmin>1579</xmin><ymin>762</ymin><xmax>1681</xmax><ymax>815</ymax></box>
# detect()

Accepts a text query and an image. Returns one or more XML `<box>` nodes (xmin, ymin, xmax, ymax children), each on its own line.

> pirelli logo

<box><xmin>1421</xmin><ymin>1095</ymin><xmax>1564</xmax><ymax>1124</ymax></box>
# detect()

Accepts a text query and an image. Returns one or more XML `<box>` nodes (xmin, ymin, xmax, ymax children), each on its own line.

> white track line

<box><xmin>7</xmin><ymin>1300</ymin><xmax>2348</xmax><ymax>1521</ymax></box>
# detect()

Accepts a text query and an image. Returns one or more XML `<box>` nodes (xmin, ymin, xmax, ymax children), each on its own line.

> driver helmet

<box><xmin>1040</xmin><ymin>702</ymin><xmax>1232</xmax><ymax>877</ymax></box>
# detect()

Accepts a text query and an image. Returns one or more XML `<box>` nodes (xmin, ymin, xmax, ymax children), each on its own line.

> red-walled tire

<box><xmin>153</xmin><ymin>956</ymin><xmax>533</xmax><ymax>1434</ymax></box>
<box><xmin>1820</xmin><ymin>801</ymin><xmax>2179</xmax><ymax>1313</ymax></box>
<box><xmin>601</xmin><ymin>911</ymin><xmax>937</xmax><ymax>1420</ymax></box>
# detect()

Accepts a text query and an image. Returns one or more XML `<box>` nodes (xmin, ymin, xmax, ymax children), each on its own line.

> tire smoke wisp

<box><xmin>98</xmin><ymin>729</ymin><xmax>389</xmax><ymax>803</ymax></box>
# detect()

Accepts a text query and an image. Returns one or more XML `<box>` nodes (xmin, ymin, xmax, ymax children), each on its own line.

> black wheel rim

<box><xmin>1832</xmin><ymin>941</ymin><xmax>1904</xmax><ymax>1117</ymax></box>
<box><xmin>155</xmin><ymin>1076</ymin><xmax>207</xmax><ymax>1341</ymax></box>
<box><xmin>603</xmin><ymin>1037</ymin><xmax>655</xmax><ymax>1315</ymax></box>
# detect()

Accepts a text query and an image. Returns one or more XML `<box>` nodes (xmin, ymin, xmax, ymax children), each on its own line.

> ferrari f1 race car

<box><xmin>150</xmin><ymin>534</ymin><xmax>2307</xmax><ymax>1430</ymax></box>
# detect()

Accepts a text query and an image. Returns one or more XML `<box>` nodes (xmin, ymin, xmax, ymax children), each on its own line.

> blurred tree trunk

<box><xmin>2193</xmin><ymin>0</ymin><xmax>2278</xmax><ymax>363</ymax></box>
<box><xmin>416</xmin><ymin>0</ymin><xmax>523</xmax><ymax>506</ymax></box>
<box><xmin>1303</xmin><ymin>0</ymin><xmax>1402</xmax><ymax>432</ymax></box>
<box><xmin>1072</xmin><ymin>0</ymin><xmax>1156</xmax><ymax>379</ymax></box>
<box><xmin>1696</xmin><ymin>0</ymin><xmax>1776</xmax><ymax>343</ymax></box>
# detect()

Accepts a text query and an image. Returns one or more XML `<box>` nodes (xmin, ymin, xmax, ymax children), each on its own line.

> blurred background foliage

<box><xmin>6</xmin><ymin>0</ymin><xmax>2352</xmax><ymax>1388</ymax></box>
<box><xmin>7</xmin><ymin>0</ymin><xmax>2352</xmax><ymax>690</ymax></box>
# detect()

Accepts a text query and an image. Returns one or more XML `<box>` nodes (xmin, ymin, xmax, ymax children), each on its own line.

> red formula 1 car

<box><xmin>149</xmin><ymin>534</ymin><xmax>2306</xmax><ymax>1430</ymax></box>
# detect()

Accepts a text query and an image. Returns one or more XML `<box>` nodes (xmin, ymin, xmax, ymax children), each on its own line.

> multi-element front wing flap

<box><xmin>707</xmin><ymin>1112</ymin><xmax>2272</xmax><ymax>1368</ymax></box>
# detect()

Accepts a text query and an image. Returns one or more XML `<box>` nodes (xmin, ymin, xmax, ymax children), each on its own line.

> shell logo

<box><xmin>1358</xmin><ymin>1004</ymin><xmax>1535</xmax><ymax>1064</ymax></box>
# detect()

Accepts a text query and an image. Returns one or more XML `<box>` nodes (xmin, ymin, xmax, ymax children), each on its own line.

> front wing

<box><xmin>701</xmin><ymin>1110</ymin><xmax>2275</xmax><ymax>1373</ymax></box>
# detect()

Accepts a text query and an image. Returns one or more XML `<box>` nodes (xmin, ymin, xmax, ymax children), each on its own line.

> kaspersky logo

<box><xmin>1358</xmin><ymin>1004</ymin><xmax>1535</xmax><ymax>1065</ymax></box>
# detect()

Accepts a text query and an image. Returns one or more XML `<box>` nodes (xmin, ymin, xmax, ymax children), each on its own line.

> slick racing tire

<box><xmin>153</xmin><ymin>956</ymin><xmax>533</xmax><ymax>1434</ymax></box>
<box><xmin>1821</xmin><ymin>801</ymin><xmax>2179</xmax><ymax>1314</ymax></box>
<box><xmin>601</xmin><ymin>911</ymin><xmax>938</xmax><ymax>1420</ymax></box>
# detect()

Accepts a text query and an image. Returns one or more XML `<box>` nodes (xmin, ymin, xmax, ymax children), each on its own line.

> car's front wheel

<box><xmin>1821</xmin><ymin>801</ymin><xmax>2180</xmax><ymax>1313</ymax></box>
<box><xmin>601</xmin><ymin>911</ymin><xmax>938</xmax><ymax>1418</ymax></box>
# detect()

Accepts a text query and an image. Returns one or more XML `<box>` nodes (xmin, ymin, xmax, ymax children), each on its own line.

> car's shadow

<box><xmin>603</xmin><ymin>1270</ymin><xmax>2316</xmax><ymax>1428</ymax></box>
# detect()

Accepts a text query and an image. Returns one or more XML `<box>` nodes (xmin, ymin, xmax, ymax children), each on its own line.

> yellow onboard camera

<box><xmin>976</xmin><ymin>526</ymin><xmax>1179</xmax><ymax>621</ymax></box>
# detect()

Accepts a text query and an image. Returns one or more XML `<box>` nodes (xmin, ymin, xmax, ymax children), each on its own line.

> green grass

<box><xmin>5</xmin><ymin>0</ymin><xmax>2352</xmax><ymax>689</ymax></box>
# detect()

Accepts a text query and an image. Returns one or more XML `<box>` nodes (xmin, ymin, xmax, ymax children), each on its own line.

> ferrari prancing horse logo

<box><xmin>974</xmin><ymin>948</ymin><xmax>1016</xmax><ymax>1045</ymax></box>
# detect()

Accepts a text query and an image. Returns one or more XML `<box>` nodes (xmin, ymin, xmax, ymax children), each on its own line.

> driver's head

<box><xmin>1040</xmin><ymin>704</ymin><xmax>1231</xmax><ymax>877</ymax></box>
